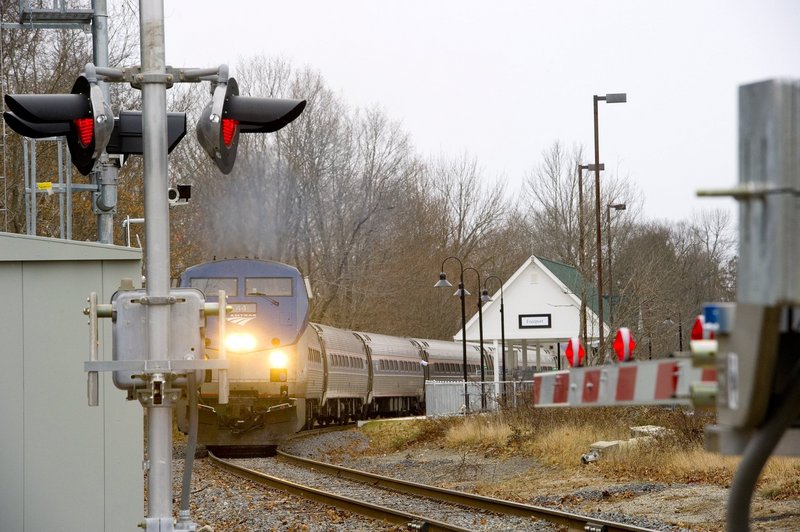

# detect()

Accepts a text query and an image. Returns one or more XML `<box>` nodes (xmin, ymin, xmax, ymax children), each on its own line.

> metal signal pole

<box><xmin>139</xmin><ymin>0</ymin><xmax>174</xmax><ymax>528</ymax></box>
<box><xmin>92</xmin><ymin>0</ymin><xmax>119</xmax><ymax>244</ymax></box>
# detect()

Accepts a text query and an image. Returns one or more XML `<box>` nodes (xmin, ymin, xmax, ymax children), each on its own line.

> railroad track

<box><xmin>209</xmin><ymin>443</ymin><xmax>655</xmax><ymax>531</ymax></box>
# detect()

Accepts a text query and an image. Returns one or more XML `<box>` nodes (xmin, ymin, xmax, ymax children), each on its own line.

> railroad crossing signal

<box><xmin>106</xmin><ymin>111</ymin><xmax>187</xmax><ymax>157</ymax></box>
<box><xmin>196</xmin><ymin>76</ymin><xmax>306</xmax><ymax>174</ymax></box>
<box><xmin>4</xmin><ymin>75</ymin><xmax>113</xmax><ymax>175</ymax></box>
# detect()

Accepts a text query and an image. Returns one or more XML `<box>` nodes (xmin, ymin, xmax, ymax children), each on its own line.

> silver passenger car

<box><xmin>310</xmin><ymin>323</ymin><xmax>369</xmax><ymax>423</ymax></box>
<box><xmin>412</xmin><ymin>338</ymin><xmax>486</xmax><ymax>381</ymax></box>
<box><xmin>355</xmin><ymin>331</ymin><xmax>424</xmax><ymax>415</ymax></box>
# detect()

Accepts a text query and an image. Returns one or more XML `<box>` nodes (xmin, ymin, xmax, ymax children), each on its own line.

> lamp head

<box><xmin>605</xmin><ymin>93</ymin><xmax>627</xmax><ymax>103</ymax></box>
<box><xmin>434</xmin><ymin>272</ymin><xmax>453</xmax><ymax>288</ymax></box>
<box><xmin>454</xmin><ymin>282</ymin><xmax>470</xmax><ymax>298</ymax></box>
<box><xmin>480</xmin><ymin>289</ymin><xmax>493</xmax><ymax>303</ymax></box>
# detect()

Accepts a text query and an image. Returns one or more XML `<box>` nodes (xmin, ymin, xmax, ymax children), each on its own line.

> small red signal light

<box><xmin>222</xmin><ymin>118</ymin><xmax>238</xmax><ymax>147</ymax></box>
<box><xmin>73</xmin><ymin>117</ymin><xmax>94</xmax><ymax>147</ymax></box>
<box><xmin>691</xmin><ymin>315</ymin><xmax>715</xmax><ymax>341</ymax></box>
<box><xmin>613</xmin><ymin>327</ymin><xmax>636</xmax><ymax>362</ymax></box>
<box><xmin>565</xmin><ymin>337</ymin><xmax>585</xmax><ymax>367</ymax></box>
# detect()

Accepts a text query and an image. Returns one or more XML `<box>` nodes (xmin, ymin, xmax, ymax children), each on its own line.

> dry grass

<box><xmin>359</xmin><ymin>406</ymin><xmax>800</xmax><ymax>499</ymax></box>
<box><xmin>443</xmin><ymin>415</ymin><xmax>512</xmax><ymax>449</ymax></box>
<box><xmin>360</xmin><ymin>417</ymin><xmax>451</xmax><ymax>453</ymax></box>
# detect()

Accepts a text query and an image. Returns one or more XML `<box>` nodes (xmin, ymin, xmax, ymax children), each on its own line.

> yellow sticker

<box><xmin>37</xmin><ymin>182</ymin><xmax>53</xmax><ymax>191</ymax></box>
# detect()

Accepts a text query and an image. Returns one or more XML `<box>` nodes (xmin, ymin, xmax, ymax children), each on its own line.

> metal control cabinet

<box><xmin>0</xmin><ymin>233</ymin><xmax>143</xmax><ymax>532</ymax></box>
<box><xmin>112</xmin><ymin>288</ymin><xmax>205</xmax><ymax>390</ymax></box>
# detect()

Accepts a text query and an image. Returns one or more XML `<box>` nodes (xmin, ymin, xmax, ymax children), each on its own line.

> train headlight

<box><xmin>269</xmin><ymin>350</ymin><xmax>288</xmax><ymax>369</ymax></box>
<box><xmin>225</xmin><ymin>332</ymin><xmax>257</xmax><ymax>353</ymax></box>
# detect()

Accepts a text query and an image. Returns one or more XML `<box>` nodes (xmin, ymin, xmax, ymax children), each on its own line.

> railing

<box><xmin>425</xmin><ymin>380</ymin><xmax>535</xmax><ymax>416</ymax></box>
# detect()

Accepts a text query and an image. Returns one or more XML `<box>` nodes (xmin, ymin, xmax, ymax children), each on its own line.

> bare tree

<box><xmin>612</xmin><ymin>209</ymin><xmax>736</xmax><ymax>359</ymax></box>
<box><xmin>1</xmin><ymin>1</ymin><xmax>140</xmax><ymax>238</ymax></box>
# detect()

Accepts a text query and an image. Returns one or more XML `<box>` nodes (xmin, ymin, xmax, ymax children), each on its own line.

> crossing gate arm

<box><xmin>533</xmin><ymin>359</ymin><xmax>716</xmax><ymax>408</ymax></box>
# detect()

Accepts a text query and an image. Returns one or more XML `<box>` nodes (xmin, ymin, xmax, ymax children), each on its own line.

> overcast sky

<box><xmin>164</xmin><ymin>0</ymin><xmax>799</xmax><ymax>224</ymax></box>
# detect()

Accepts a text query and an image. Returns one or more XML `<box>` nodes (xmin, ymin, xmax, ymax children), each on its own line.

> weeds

<box><xmin>359</xmin><ymin>406</ymin><xmax>800</xmax><ymax>499</ymax></box>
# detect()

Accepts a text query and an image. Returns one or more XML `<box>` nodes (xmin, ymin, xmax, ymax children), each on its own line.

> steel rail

<box><xmin>276</xmin><ymin>449</ymin><xmax>655</xmax><ymax>532</ymax></box>
<box><xmin>208</xmin><ymin>451</ymin><xmax>469</xmax><ymax>532</ymax></box>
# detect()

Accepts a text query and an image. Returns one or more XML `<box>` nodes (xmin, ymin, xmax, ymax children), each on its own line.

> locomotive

<box><xmin>176</xmin><ymin>258</ymin><xmax>495</xmax><ymax>450</ymax></box>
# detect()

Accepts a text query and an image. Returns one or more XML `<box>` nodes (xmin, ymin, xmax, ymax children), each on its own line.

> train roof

<box><xmin>311</xmin><ymin>323</ymin><xmax>365</xmax><ymax>355</ymax></box>
<box><xmin>411</xmin><ymin>338</ymin><xmax>483</xmax><ymax>359</ymax></box>
<box><xmin>354</xmin><ymin>331</ymin><xmax>419</xmax><ymax>358</ymax></box>
<box><xmin>182</xmin><ymin>258</ymin><xmax>303</xmax><ymax>278</ymax></box>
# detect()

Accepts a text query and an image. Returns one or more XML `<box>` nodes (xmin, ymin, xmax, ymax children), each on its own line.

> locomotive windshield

<box><xmin>189</xmin><ymin>277</ymin><xmax>238</xmax><ymax>296</ymax></box>
<box><xmin>245</xmin><ymin>277</ymin><xmax>293</xmax><ymax>297</ymax></box>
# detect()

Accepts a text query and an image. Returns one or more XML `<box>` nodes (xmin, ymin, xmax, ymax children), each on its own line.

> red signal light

<box><xmin>613</xmin><ymin>327</ymin><xmax>636</xmax><ymax>362</ymax></box>
<box><xmin>565</xmin><ymin>337</ymin><xmax>585</xmax><ymax>367</ymax></box>
<box><xmin>222</xmin><ymin>118</ymin><xmax>238</xmax><ymax>147</ymax></box>
<box><xmin>73</xmin><ymin>117</ymin><xmax>94</xmax><ymax>147</ymax></box>
<box><xmin>691</xmin><ymin>315</ymin><xmax>715</xmax><ymax>341</ymax></box>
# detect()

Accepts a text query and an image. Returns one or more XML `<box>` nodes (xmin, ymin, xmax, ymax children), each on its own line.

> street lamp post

<box><xmin>482</xmin><ymin>276</ymin><xmax>505</xmax><ymax>383</ymax></box>
<box><xmin>592</xmin><ymin>92</ymin><xmax>627</xmax><ymax>362</ymax></box>
<box><xmin>464</xmin><ymin>267</ymin><xmax>486</xmax><ymax>409</ymax></box>
<box><xmin>434</xmin><ymin>256</ymin><xmax>470</xmax><ymax>411</ymax></box>
<box><xmin>606</xmin><ymin>202</ymin><xmax>626</xmax><ymax>327</ymax></box>
<box><xmin>578</xmin><ymin>162</ymin><xmax>604</xmax><ymax>351</ymax></box>
<box><xmin>664</xmin><ymin>315</ymin><xmax>684</xmax><ymax>352</ymax></box>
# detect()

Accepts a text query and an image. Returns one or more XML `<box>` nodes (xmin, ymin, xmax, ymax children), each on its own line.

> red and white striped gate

<box><xmin>533</xmin><ymin>359</ymin><xmax>716</xmax><ymax>407</ymax></box>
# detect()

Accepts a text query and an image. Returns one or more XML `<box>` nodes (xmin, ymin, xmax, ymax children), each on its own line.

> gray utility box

<box><xmin>112</xmin><ymin>288</ymin><xmax>205</xmax><ymax>390</ymax></box>
<box><xmin>0</xmin><ymin>232</ymin><xmax>143</xmax><ymax>532</ymax></box>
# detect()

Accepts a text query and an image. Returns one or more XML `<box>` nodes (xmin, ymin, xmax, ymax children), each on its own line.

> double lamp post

<box><xmin>436</xmin><ymin>257</ymin><xmax>506</xmax><ymax>410</ymax></box>
<box><xmin>591</xmin><ymin>92</ymin><xmax>627</xmax><ymax>359</ymax></box>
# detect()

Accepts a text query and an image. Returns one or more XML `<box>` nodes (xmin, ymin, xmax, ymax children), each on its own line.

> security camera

<box><xmin>167</xmin><ymin>184</ymin><xmax>192</xmax><ymax>206</ymax></box>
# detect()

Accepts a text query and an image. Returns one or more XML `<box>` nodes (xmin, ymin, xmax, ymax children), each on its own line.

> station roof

<box><xmin>454</xmin><ymin>255</ymin><xmax>609</xmax><ymax>344</ymax></box>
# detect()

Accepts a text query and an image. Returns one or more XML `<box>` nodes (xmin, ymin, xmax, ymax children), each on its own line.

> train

<box><xmin>175</xmin><ymin>258</ymin><xmax>497</xmax><ymax>451</ymax></box>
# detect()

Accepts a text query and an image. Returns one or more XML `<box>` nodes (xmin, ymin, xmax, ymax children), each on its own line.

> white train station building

<box><xmin>454</xmin><ymin>256</ymin><xmax>609</xmax><ymax>378</ymax></box>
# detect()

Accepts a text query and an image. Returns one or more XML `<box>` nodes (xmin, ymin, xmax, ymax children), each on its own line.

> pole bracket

<box><xmin>137</xmin><ymin>295</ymin><xmax>176</xmax><ymax>306</ymax></box>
